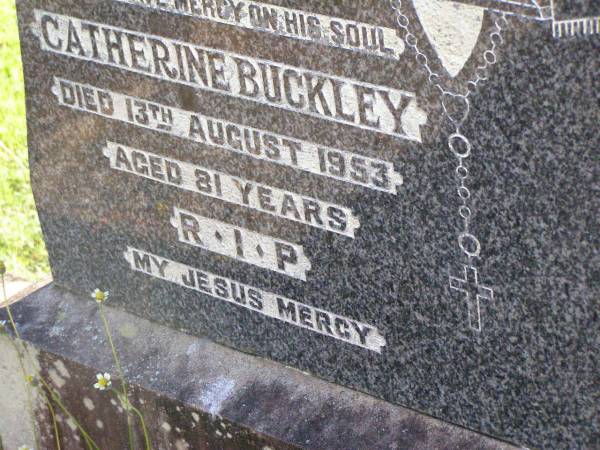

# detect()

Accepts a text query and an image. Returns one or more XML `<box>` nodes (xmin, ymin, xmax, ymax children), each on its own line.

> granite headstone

<box><xmin>17</xmin><ymin>0</ymin><xmax>599</xmax><ymax>448</ymax></box>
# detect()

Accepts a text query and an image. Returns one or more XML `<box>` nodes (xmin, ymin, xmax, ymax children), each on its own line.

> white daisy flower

<box><xmin>94</xmin><ymin>372</ymin><xmax>112</xmax><ymax>390</ymax></box>
<box><xmin>91</xmin><ymin>289</ymin><xmax>109</xmax><ymax>304</ymax></box>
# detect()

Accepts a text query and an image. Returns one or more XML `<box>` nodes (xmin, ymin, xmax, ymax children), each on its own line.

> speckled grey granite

<box><xmin>16</xmin><ymin>0</ymin><xmax>599</xmax><ymax>449</ymax></box>
<box><xmin>553</xmin><ymin>0</ymin><xmax>600</xmax><ymax>19</ymax></box>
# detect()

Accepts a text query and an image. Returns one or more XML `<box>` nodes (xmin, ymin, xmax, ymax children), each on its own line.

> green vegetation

<box><xmin>0</xmin><ymin>1</ymin><xmax>48</xmax><ymax>279</ymax></box>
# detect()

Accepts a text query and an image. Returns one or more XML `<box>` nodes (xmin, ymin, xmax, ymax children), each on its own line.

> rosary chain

<box><xmin>388</xmin><ymin>0</ymin><xmax>507</xmax><ymax>262</ymax></box>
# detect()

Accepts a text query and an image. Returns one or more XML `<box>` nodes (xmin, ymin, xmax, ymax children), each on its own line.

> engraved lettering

<box><xmin>114</xmin><ymin>0</ymin><xmax>405</xmax><ymax>61</ymax></box>
<box><xmin>124</xmin><ymin>247</ymin><xmax>386</xmax><ymax>351</ymax></box>
<box><xmin>54</xmin><ymin>78</ymin><xmax>405</xmax><ymax>194</ymax></box>
<box><xmin>36</xmin><ymin>13</ymin><xmax>425</xmax><ymax>141</ymax></box>
<box><xmin>170</xmin><ymin>207</ymin><xmax>312</xmax><ymax>280</ymax></box>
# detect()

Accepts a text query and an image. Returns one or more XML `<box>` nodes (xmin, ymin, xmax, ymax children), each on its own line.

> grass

<box><xmin>0</xmin><ymin>1</ymin><xmax>49</xmax><ymax>280</ymax></box>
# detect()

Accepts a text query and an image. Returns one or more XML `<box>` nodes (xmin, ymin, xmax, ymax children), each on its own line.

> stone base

<box><xmin>0</xmin><ymin>283</ymin><xmax>517</xmax><ymax>450</ymax></box>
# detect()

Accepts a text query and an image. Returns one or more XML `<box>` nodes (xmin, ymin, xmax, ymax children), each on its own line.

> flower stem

<box><xmin>14</xmin><ymin>345</ymin><xmax>40</xmax><ymax>450</ymax></box>
<box><xmin>38</xmin><ymin>377</ymin><xmax>100</xmax><ymax>450</ymax></box>
<box><xmin>1</xmin><ymin>273</ymin><xmax>40</xmax><ymax>450</ymax></box>
<box><xmin>45</xmin><ymin>391</ymin><xmax>62</xmax><ymax>450</ymax></box>
<box><xmin>98</xmin><ymin>302</ymin><xmax>135</xmax><ymax>450</ymax></box>
<box><xmin>130</xmin><ymin>405</ymin><xmax>152</xmax><ymax>450</ymax></box>
<box><xmin>1</xmin><ymin>272</ymin><xmax>20</xmax><ymax>339</ymax></box>
<box><xmin>1</xmin><ymin>273</ymin><xmax>97</xmax><ymax>450</ymax></box>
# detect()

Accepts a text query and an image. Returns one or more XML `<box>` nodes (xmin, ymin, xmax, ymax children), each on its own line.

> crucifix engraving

<box><xmin>449</xmin><ymin>265</ymin><xmax>493</xmax><ymax>332</ymax></box>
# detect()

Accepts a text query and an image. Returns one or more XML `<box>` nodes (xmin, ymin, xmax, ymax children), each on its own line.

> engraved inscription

<box><xmin>103</xmin><ymin>141</ymin><xmax>360</xmax><ymax>237</ymax></box>
<box><xmin>124</xmin><ymin>247</ymin><xmax>386</xmax><ymax>352</ymax></box>
<box><xmin>170</xmin><ymin>207</ymin><xmax>311</xmax><ymax>280</ymax></box>
<box><xmin>54</xmin><ymin>78</ymin><xmax>404</xmax><ymax>194</ymax></box>
<box><xmin>31</xmin><ymin>6</ymin><xmax>404</xmax><ymax>345</ymax></box>
<box><xmin>115</xmin><ymin>0</ymin><xmax>405</xmax><ymax>60</ymax></box>
<box><xmin>34</xmin><ymin>11</ymin><xmax>427</xmax><ymax>140</ymax></box>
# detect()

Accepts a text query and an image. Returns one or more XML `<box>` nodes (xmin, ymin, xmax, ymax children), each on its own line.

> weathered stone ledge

<box><xmin>0</xmin><ymin>283</ymin><xmax>518</xmax><ymax>449</ymax></box>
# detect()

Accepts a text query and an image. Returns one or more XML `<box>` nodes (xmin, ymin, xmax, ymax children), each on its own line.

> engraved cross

<box><xmin>449</xmin><ymin>265</ymin><xmax>493</xmax><ymax>332</ymax></box>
